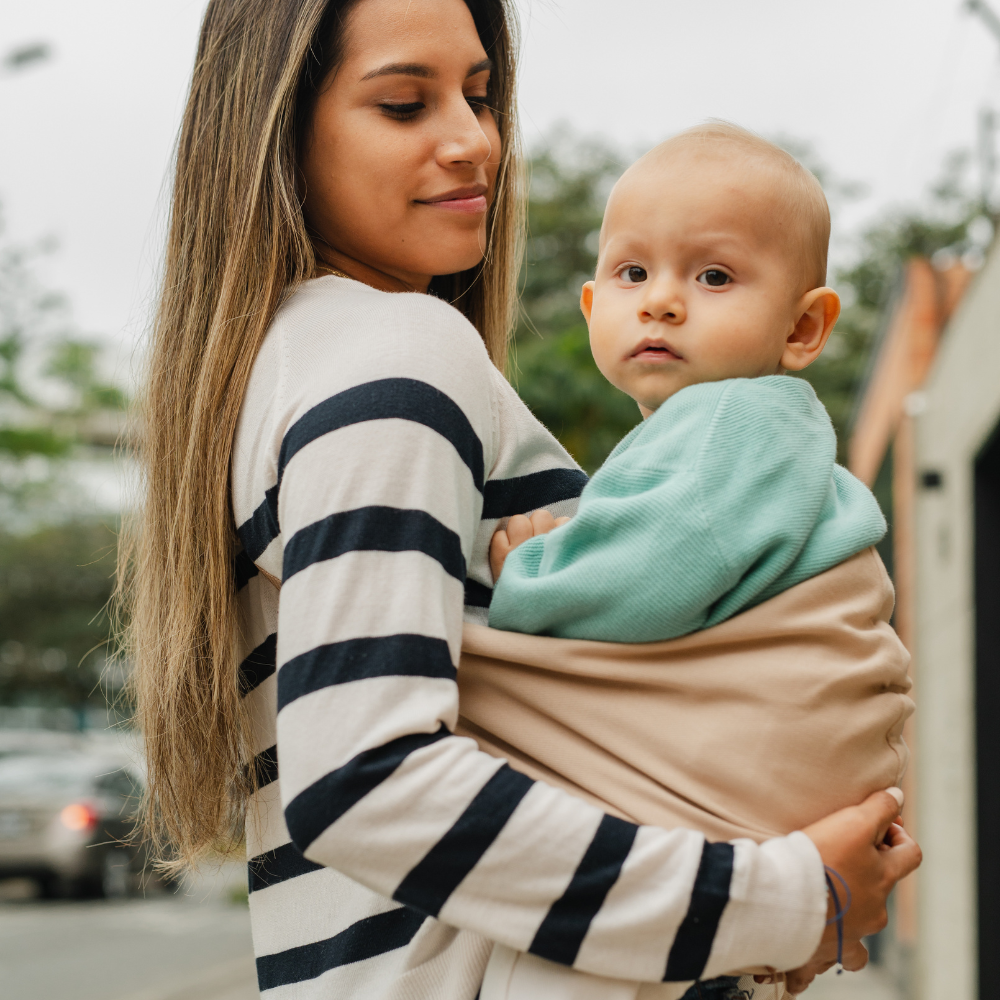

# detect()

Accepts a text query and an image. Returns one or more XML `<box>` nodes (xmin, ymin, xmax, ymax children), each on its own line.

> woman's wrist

<box><xmin>705</xmin><ymin>832</ymin><xmax>827</xmax><ymax>979</ymax></box>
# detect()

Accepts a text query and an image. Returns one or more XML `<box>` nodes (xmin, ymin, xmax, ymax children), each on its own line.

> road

<box><xmin>0</xmin><ymin>868</ymin><xmax>899</xmax><ymax>1000</ymax></box>
<box><xmin>0</xmin><ymin>867</ymin><xmax>258</xmax><ymax>1000</ymax></box>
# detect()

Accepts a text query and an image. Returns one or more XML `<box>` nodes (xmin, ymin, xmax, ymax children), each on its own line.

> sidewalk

<box><xmin>804</xmin><ymin>964</ymin><xmax>899</xmax><ymax>1000</ymax></box>
<box><xmin>0</xmin><ymin>862</ymin><xmax>258</xmax><ymax>1000</ymax></box>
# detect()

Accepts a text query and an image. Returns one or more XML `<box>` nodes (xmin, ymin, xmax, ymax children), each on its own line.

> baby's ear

<box><xmin>782</xmin><ymin>287</ymin><xmax>841</xmax><ymax>372</ymax></box>
<box><xmin>580</xmin><ymin>281</ymin><xmax>595</xmax><ymax>324</ymax></box>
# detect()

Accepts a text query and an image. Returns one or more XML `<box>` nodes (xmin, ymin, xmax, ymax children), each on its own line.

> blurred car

<box><xmin>0</xmin><ymin>753</ymin><xmax>144</xmax><ymax>898</ymax></box>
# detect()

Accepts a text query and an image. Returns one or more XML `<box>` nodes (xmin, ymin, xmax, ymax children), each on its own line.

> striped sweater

<box><xmin>231</xmin><ymin>275</ymin><xmax>827</xmax><ymax>1000</ymax></box>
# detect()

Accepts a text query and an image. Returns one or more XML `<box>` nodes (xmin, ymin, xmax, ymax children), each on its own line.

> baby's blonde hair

<box><xmin>639</xmin><ymin>120</ymin><xmax>831</xmax><ymax>290</ymax></box>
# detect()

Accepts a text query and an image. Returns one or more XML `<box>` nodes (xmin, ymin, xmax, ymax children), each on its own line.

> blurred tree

<box><xmin>0</xmin><ymin>521</ymin><xmax>116</xmax><ymax>709</ymax></box>
<box><xmin>511</xmin><ymin>129</ymin><xmax>638</xmax><ymax>472</ymax></box>
<box><xmin>0</xmin><ymin>208</ymin><xmax>126</xmax><ymax>715</ymax></box>
<box><xmin>0</xmin><ymin>40</ymin><xmax>124</xmax><ymax>719</ymax></box>
<box><xmin>0</xmin><ymin>228</ymin><xmax>73</xmax><ymax>461</ymax></box>
<box><xmin>0</xmin><ymin>212</ymin><xmax>126</xmax><ymax>490</ymax></box>
<box><xmin>1</xmin><ymin>42</ymin><xmax>51</xmax><ymax>75</ymax></box>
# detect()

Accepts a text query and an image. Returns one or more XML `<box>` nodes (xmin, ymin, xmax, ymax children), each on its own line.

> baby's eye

<box><xmin>698</xmin><ymin>269</ymin><xmax>731</xmax><ymax>287</ymax></box>
<box><xmin>619</xmin><ymin>266</ymin><xmax>647</xmax><ymax>284</ymax></box>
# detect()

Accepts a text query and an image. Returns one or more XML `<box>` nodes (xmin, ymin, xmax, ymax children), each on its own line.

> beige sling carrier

<box><xmin>457</xmin><ymin>546</ymin><xmax>912</xmax><ymax>845</ymax></box>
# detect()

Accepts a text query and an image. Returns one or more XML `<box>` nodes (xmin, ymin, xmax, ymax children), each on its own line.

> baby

<box><xmin>474</xmin><ymin>123</ymin><xmax>906</xmax><ymax>1000</ymax></box>
<box><xmin>488</xmin><ymin>122</ymin><xmax>885</xmax><ymax>639</ymax></box>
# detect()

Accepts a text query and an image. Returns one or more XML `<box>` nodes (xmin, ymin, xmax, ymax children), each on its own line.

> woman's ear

<box><xmin>781</xmin><ymin>287</ymin><xmax>841</xmax><ymax>372</ymax></box>
<box><xmin>580</xmin><ymin>281</ymin><xmax>595</xmax><ymax>325</ymax></box>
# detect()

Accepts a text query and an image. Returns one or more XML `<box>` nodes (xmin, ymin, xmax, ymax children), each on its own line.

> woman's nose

<box><xmin>434</xmin><ymin>98</ymin><xmax>494</xmax><ymax>169</ymax></box>
<box><xmin>640</xmin><ymin>281</ymin><xmax>686</xmax><ymax>324</ymax></box>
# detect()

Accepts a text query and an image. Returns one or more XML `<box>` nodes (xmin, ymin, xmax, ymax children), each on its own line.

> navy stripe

<box><xmin>248</xmin><ymin>841</ymin><xmax>323</xmax><ymax>893</ymax></box>
<box><xmin>239</xmin><ymin>379</ymin><xmax>484</xmax><ymax>566</ymax></box>
<box><xmin>240</xmin><ymin>633</ymin><xmax>277</xmax><ymax>696</ymax></box>
<box><xmin>283</xmin><ymin>506</ymin><xmax>466</xmax><ymax>584</ymax></box>
<box><xmin>530</xmin><ymin>815</ymin><xmax>639</xmax><ymax>966</ymax></box>
<box><xmin>256</xmin><ymin>906</ymin><xmax>426</xmax><ymax>990</ymax></box>
<box><xmin>284</xmin><ymin>726</ymin><xmax>450</xmax><ymax>852</ymax></box>
<box><xmin>237</xmin><ymin>485</ymin><xmax>279</xmax><ymax>562</ymax></box>
<box><xmin>278</xmin><ymin>635</ymin><xmax>454</xmax><ymax>712</ymax></box>
<box><xmin>234</xmin><ymin>551</ymin><xmax>258</xmax><ymax>592</ymax></box>
<box><xmin>464</xmin><ymin>578</ymin><xmax>493</xmax><ymax>609</ymax></box>
<box><xmin>394</xmin><ymin>765</ymin><xmax>534</xmax><ymax>917</ymax></box>
<box><xmin>252</xmin><ymin>745</ymin><xmax>278</xmax><ymax>788</ymax></box>
<box><xmin>279</xmin><ymin>378</ymin><xmax>484</xmax><ymax>490</ymax></box>
<box><xmin>663</xmin><ymin>842</ymin><xmax>735</xmax><ymax>982</ymax></box>
<box><xmin>482</xmin><ymin>468</ymin><xmax>589</xmax><ymax>520</ymax></box>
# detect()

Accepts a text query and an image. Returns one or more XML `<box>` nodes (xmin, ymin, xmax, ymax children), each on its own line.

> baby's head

<box><xmin>581</xmin><ymin>122</ymin><xmax>840</xmax><ymax>416</ymax></box>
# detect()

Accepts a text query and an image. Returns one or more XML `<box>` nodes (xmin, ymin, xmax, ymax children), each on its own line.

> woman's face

<box><xmin>301</xmin><ymin>0</ymin><xmax>502</xmax><ymax>291</ymax></box>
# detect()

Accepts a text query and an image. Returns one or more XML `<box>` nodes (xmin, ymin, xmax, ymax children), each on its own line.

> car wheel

<box><xmin>38</xmin><ymin>874</ymin><xmax>63</xmax><ymax>899</ymax></box>
<box><xmin>101</xmin><ymin>850</ymin><xmax>132</xmax><ymax>899</ymax></box>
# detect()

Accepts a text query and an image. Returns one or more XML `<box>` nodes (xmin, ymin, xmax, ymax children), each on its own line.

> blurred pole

<box><xmin>965</xmin><ymin>2</ymin><xmax>1000</xmax><ymax>213</ymax></box>
<box><xmin>979</xmin><ymin>108</ymin><xmax>996</xmax><ymax>211</ymax></box>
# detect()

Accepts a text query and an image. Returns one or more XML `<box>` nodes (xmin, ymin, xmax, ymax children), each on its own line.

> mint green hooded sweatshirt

<box><xmin>488</xmin><ymin>376</ymin><xmax>886</xmax><ymax>643</ymax></box>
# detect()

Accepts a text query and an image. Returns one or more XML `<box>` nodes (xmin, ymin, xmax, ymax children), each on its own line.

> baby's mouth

<box><xmin>631</xmin><ymin>340</ymin><xmax>684</xmax><ymax>362</ymax></box>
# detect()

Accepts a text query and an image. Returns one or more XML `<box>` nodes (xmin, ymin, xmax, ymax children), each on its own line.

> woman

<box><xmin>120</xmin><ymin>1</ymin><xmax>921</xmax><ymax>998</ymax></box>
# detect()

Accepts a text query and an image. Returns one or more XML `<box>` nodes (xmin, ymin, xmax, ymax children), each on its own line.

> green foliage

<box><xmin>0</xmin><ymin>427</ymin><xmax>69</xmax><ymax>459</ymax></box>
<box><xmin>0</xmin><ymin>53</ymin><xmax>124</xmax><ymax>717</ymax></box>
<box><xmin>0</xmin><ymin>521</ymin><xmax>117</xmax><ymax>707</ymax></box>
<box><xmin>512</xmin><ymin>130</ymin><xmax>640</xmax><ymax>472</ymax></box>
<box><xmin>0</xmin><ymin>206</ymin><xmax>126</xmax><ymax>712</ymax></box>
<box><xmin>0</xmin><ymin>211</ymin><xmax>126</xmax><ymax>481</ymax></box>
<box><xmin>46</xmin><ymin>339</ymin><xmax>128</xmax><ymax>413</ymax></box>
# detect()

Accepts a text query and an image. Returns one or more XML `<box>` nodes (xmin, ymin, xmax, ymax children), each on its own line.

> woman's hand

<box><xmin>777</xmin><ymin>939</ymin><xmax>869</xmax><ymax>995</ymax></box>
<box><xmin>780</xmin><ymin>789</ymin><xmax>921</xmax><ymax>994</ymax></box>
<box><xmin>490</xmin><ymin>510</ymin><xmax>570</xmax><ymax>581</ymax></box>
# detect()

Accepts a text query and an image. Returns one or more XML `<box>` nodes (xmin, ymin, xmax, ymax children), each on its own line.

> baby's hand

<box><xmin>490</xmin><ymin>510</ymin><xmax>570</xmax><ymax>581</ymax></box>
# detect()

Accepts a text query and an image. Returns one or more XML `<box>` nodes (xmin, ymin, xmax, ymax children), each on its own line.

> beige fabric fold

<box><xmin>457</xmin><ymin>547</ymin><xmax>912</xmax><ymax>843</ymax></box>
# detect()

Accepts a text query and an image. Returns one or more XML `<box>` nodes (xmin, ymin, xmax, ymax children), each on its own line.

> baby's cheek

<box><xmin>587</xmin><ymin>320</ymin><xmax>625</xmax><ymax>385</ymax></box>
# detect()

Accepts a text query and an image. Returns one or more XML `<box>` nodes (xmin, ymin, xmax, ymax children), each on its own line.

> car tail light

<box><xmin>60</xmin><ymin>802</ymin><xmax>99</xmax><ymax>832</ymax></box>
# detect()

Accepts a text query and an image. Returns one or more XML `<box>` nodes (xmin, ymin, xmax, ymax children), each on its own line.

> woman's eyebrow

<box><xmin>360</xmin><ymin>57</ymin><xmax>493</xmax><ymax>82</ymax></box>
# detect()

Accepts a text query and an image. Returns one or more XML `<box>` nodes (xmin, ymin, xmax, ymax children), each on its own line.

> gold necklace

<box><xmin>313</xmin><ymin>260</ymin><xmax>416</xmax><ymax>293</ymax></box>
<box><xmin>314</xmin><ymin>263</ymin><xmax>352</xmax><ymax>280</ymax></box>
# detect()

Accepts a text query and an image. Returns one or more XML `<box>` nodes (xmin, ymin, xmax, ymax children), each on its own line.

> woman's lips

<box><xmin>425</xmin><ymin>195</ymin><xmax>488</xmax><ymax>214</ymax></box>
<box><xmin>416</xmin><ymin>187</ymin><xmax>488</xmax><ymax>215</ymax></box>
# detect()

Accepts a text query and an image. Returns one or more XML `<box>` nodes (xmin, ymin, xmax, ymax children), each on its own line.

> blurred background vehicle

<box><xmin>0</xmin><ymin>751</ymin><xmax>144</xmax><ymax>899</ymax></box>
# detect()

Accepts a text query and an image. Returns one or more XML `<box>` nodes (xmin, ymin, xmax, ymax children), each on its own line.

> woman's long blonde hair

<box><xmin>118</xmin><ymin>0</ymin><xmax>523</xmax><ymax>869</ymax></box>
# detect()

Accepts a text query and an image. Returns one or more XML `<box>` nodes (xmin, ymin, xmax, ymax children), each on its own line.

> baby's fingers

<box><xmin>506</xmin><ymin>514</ymin><xmax>535</xmax><ymax>547</ymax></box>
<box><xmin>528</xmin><ymin>509</ymin><xmax>557</xmax><ymax>535</ymax></box>
<box><xmin>489</xmin><ymin>530</ymin><xmax>511</xmax><ymax>582</ymax></box>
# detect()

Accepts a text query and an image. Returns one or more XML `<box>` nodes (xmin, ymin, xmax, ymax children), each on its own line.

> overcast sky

<box><xmin>2</xmin><ymin>0</ymin><xmax>999</xmax><ymax>365</ymax></box>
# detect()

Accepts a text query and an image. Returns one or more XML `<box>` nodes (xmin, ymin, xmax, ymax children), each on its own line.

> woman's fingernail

<box><xmin>886</xmin><ymin>787</ymin><xmax>904</xmax><ymax>809</ymax></box>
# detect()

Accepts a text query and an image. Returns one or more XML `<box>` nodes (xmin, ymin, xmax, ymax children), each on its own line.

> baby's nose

<box><xmin>654</xmin><ymin>300</ymin><xmax>686</xmax><ymax>324</ymax></box>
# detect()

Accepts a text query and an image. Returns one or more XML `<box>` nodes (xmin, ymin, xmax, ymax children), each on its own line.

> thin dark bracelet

<box><xmin>824</xmin><ymin>866</ymin><xmax>852</xmax><ymax>974</ymax></box>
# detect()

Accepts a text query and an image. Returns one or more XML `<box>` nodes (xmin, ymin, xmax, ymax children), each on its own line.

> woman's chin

<box><xmin>412</xmin><ymin>229</ymin><xmax>488</xmax><ymax>278</ymax></box>
<box><xmin>421</xmin><ymin>250</ymin><xmax>486</xmax><ymax>278</ymax></box>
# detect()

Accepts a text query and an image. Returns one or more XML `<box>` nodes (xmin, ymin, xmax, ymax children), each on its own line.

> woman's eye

<box><xmin>620</xmin><ymin>266</ymin><xmax>647</xmax><ymax>284</ymax></box>
<box><xmin>379</xmin><ymin>102</ymin><xmax>424</xmax><ymax>121</ymax></box>
<box><xmin>698</xmin><ymin>269</ymin><xmax>731</xmax><ymax>287</ymax></box>
<box><xmin>466</xmin><ymin>96</ymin><xmax>492</xmax><ymax>116</ymax></box>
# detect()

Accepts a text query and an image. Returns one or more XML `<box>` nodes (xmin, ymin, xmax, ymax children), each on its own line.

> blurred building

<box><xmin>850</xmin><ymin>249</ymin><xmax>1000</xmax><ymax>1000</ymax></box>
